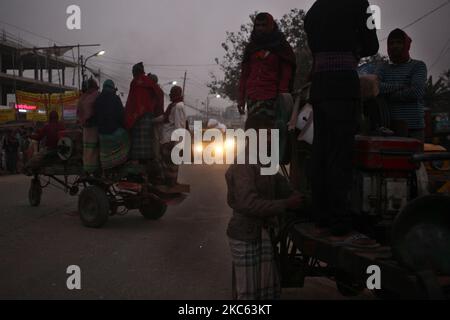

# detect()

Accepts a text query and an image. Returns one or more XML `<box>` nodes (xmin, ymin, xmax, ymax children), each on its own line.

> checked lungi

<box><xmin>247</xmin><ymin>94</ymin><xmax>292</xmax><ymax>165</ymax></box>
<box><xmin>99</xmin><ymin>128</ymin><xmax>130</xmax><ymax>170</ymax></box>
<box><xmin>229</xmin><ymin>229</ymin><xmax>281</xmax><ymax>300</ymax></box>
<box><xmin>83</xmin><ymin>127</ymin><xmax>100</xmax><ymax>173</ymax></box>
<box><xmin>130</xmin><ymin>113</ymin><xmax>155</xmax><ymax>160</ymax></box>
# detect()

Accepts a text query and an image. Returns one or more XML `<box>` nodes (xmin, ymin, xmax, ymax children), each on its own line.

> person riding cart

<box><xmin>77</xmin><ymin>78</ymin><xmax>101</xmax><ymax>174</ymax></box>
<box><xmin>376</xmin><ymin>29</ymin><xmax>428</xmax><ymax>142</ymax></box>
<box><xmin>237</xmin><ymin>12</ymin><xmax>296</xmax><ymax>164</ymax></box>
<box><xmin>90</xmin><ymin>79</ymin><xmax>130</xmax><ymax>171</ymax></box>
<box><xmin>304</xmin><ymin>0</ymin><xmax>380</xmax><ymax>246</ymax></box>
<box><xmin>24</xmin><ymin>111</ymin><xmax>65</xmax><ymax>174</ymax></box>
<box><xmin>125</xmin><ymin>62</ymin><xmax>164</xmax><ymax>182</ymax></box>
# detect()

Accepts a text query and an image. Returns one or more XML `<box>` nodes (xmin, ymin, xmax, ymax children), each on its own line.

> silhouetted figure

<box><xmin>305</xmin><ymin>0</ymin><xmax>379</xmax><ymax>244</ymax></box>
<box><xmin>237</xmin><ymin>12</ymin><xmax>297</xmax><ymax>163</ymax></box>
<box><xmin>91</xmin><ymin>79</ymin><xmax>129</xmax><ymax>170</ymax></box>
<box><xmin>377</xmin><ymin>29</ymin><xmax>427</xmax><ymax>142</ymax></box>
<box><xmin>125</xmin><ymin>62</ymin><xmax>164</xmax><ymax>180</ymax></box>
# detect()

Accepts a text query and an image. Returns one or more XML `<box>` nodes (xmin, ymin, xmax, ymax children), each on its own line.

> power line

<box><xmin>430</xmin><ymin>36</ymin><xmax>450</xmax><ymax>70</ymax></box>
<box><xmin>97</xmin><ymin>59</ymin><xmax>218</xmax><ymax>67</ymax></box>
<box><xmin>401</xmin><ymin>0</ymin><xmax>449</xmax><ymax>30</ymax></box>
<box><xmin>380</xmin><ymin>0</ymin><xmax>450</xmax><ymax>41</ymax></box>
<box><xmin>0</xmin><ymin>19</ymin><xmax>219</xmax><ymax>70</ymax></box>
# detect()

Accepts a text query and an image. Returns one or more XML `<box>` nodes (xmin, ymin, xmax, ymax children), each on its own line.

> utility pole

<box><xmin>206</xmin><ymin>96</ymin><xmax>209</xmax><ymax>121</ymax></box>
<box><xmin>80</xmin><ymin>55</ymin><xmax>85</xmax><ymax>83</ymax></box>
<box><xmin>182</xmin><ymin>70</ymin><xmax>187</xmax><ymax>95</ymax></box>
<box><xmin>77</xmin><ymin>45</ymin><xmax>81</xmax><ymax>90</ymax></box>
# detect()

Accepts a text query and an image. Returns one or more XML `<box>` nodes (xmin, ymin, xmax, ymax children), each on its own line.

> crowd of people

<box><xmin>73</xmin><ymin>62</ymin><xmax>186</xmax><ymax>188</ymax></box>
<box><xmin>15</xmin><ymin>61</ymin><xmax>187</xmax><ymax>191</ymax></box>
<box><xmin>228</xmin><ymin>0</ymin><xmax>428</xmax><ymax>300</ymax></box>
<box><xmin>1</xmin><ymin>0</ymin><xmax>431</xmax><ymax>301</ymax></box>
<box><xmin>0</xmin><ymin>126</ymin><xmax>35</xmax><ymax>175</ymax></box>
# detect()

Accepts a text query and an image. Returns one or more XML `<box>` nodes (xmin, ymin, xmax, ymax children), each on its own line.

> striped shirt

<box><xmin>376</xmin><ymin>59</ymin><xmax>427</xmax><ymax>129</ymax></box>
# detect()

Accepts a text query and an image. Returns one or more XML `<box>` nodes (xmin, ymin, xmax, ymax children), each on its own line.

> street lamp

<box><xmin>206</xmin><ymin>94</ymin><xmax>221</xmax><ymax>120</ymax></box>
<box><xmin>81</xmin><ymin>50</ymin><xmax>105</xmax><ymax>81</ymax></box>
<box><xmin>160</xmin><ymin>80</ymin><xmax>178</xmax><ymax>87</ymax></box>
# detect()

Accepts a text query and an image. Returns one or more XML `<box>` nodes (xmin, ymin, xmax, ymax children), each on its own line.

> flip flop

<box><xmin>331</xmin><ymin>233</ymin><xmax>380</xmax><ymax>249</ymax></box>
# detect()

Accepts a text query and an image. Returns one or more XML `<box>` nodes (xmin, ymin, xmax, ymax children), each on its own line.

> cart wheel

<box><xmin>78</xmin><ymin>186</ymin><xmax>110</xmax><ymax>228</ymax></box>
<box><xmin>69</xmin><ymin>186</ymin><xmax>79</xmax><ymax>196</ymax></box>
<box><xmin>335</xmin><ymin>272</ymin><xmax>365</xmax><ymax>297</ymax></box>
<box><xmin>29</xmin><ymin>178</ymin><xmax>42</xmax><ymax>207</ymax></box>
<box><xmin>139</xmin><ymin>197</ymin><xmax>167</xmax><ymax>220</ymax></box>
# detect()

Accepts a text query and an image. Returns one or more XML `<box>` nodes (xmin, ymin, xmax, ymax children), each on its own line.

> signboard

<box><xmin>7</xmin><ymin>94</ymin><xmax>16</xmax><ymax>109</ymax></box>
<box><xmin>26</xmin><ymin>111</ymin><xmax>48</xmax><ymax>122</ymax></box>
<box><xmin>15</xmin><ymin>90</ymin><xmax>80</xmax><ymax>121</ymax></box>
<box><xmin>0</xmin><ymin>109</ymin><xmax>16</xmax><ymax>123</ymax></box>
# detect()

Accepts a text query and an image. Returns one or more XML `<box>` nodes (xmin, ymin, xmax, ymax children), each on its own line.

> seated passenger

<box><xmin>91</xmin><ymin>80</ymin><xmax>129</xmax><ymax>170</ymax></box>
<box><xmin>160</xmin><ymin>86</ymin><xmax>186</xmax><ymax>187</ymax></box>
<box><xmin>25</xmin><ymin>111</ymin><xmax>65</xmax><ymax>173</ymax></box>
<box><xmin>77</xmin><ymin>78</ymin><xmax>100</xmax><ymax>173</ymax></box>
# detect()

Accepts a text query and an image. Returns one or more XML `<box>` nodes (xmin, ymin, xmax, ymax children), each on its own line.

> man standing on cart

<box><xmin>376</xmin><ymin>29</ymin><xmax>428</xmax><ymax>142</ymax></box>
<box><xmin>125</xmin><ymin>62</ymin><xmax>164</xmax><ymax>182</ymax></box>
<box><xmin>237</xmin><ymin>12</ymin><xmax>296</xmax><ymax>163</ymax></box>
<box><xmin>305</xmin><ymin>0</ymin><xmax>380</xmax><ymax>246</ymax></box>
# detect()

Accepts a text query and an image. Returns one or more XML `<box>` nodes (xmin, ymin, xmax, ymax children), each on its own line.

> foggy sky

<box><xmin>0</xmin><ymin>0</ymin><xmax>449</xmax><ymax>114</ymax></box>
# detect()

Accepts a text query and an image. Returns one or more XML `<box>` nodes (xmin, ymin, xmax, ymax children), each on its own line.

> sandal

<box><xmin>330</xmin><ymin>232</ymin><xmax>380</xmax><ymax>249</ymax></box>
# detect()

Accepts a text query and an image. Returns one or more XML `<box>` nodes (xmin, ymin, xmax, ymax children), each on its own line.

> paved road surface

<box><xmin>0</xmin><ymin>165</ymin><xmax>373</xmax><ymax>300</ymax></box>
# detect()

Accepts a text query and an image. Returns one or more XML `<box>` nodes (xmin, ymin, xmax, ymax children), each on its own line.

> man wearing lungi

<box><xmin>160</xmin><ymin>86</ymin><xmax>186</xmax><ymax>187</ymax></box>
<box><xmin>237</xmin><ymin>12</ymin><xmax>297</xmax><ymax>164</ymax></box>
<box><xmin>226</xmin><ymin>114</ymin><xmax>302</xmax><ymax>300</ymax></box>
<box><xmin>91</xmin><ymin>80</ymin><xmax>129</xmax><ymax>170</ymax></box>
<box><xmin>305</xmin><ymin>0</ymin><xmax>379</xmax><ymax>245</ymax></box>
<box><xmin>125</xmin><ymin>62</ymin><xmax>165</xmax><ymax>181</ymax></box>
<box><xmin>77</xmin><ymin>78</ymin><xmax>100</xmax><ymax>174</ymax></box>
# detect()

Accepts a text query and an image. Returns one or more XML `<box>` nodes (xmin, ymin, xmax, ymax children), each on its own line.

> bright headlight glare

<box><xmin>225</xmin><ymin>139</ymin><xmax>235</xmax><ymax>149</ymax></box>
<box><xmin>194</xmin><ymin>144</ymin><xmax>203</xmax><ymax>153</ymax></box>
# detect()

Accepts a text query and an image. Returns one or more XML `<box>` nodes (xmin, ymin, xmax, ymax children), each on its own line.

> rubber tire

<box><xmin>78</xmin><ymin>186</ymin><xmax>110</xmax><ymax>228</ymax></box>
<box><xmin>391</xmin><ymin>195</ymin><xmax>450</xmax><ymax>274</ymax></box>
<box><xmin>139</xmin><ymin>198</ymin><xmax>167</xmax><ymax>220</ymax></box>
<box><xmin>29</xmin><ymin>178</ymin><xmax>42</xmax><ymax>207</ymax></box>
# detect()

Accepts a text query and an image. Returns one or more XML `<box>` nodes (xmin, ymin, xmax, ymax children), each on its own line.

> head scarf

<box><xmin>148</xmin><ymin>73</ymin><xmax>159</xmax><ymax>84</ymax></box>
<box><xmin>103</xmin><ymin>79</ymin><xmax>116</xmax><ymax>93</ymax></box>
<box><xmin>164</xmin><ymin>86</ymin><xmax>184</xmax><ymax>123</ymax></box>
<box><xmin>244</xmin><ymin>12</ymin><xmax>295</xmax><ymax>64</ymax></box>
<box><xmin>132</xmin><ymin>62</ymin><xmax>145</xmax><ymax>77</ymax></box>
<box><xmin>388</xmin><ymin>29</ymin><xmax>412</xmax><ymax>64</ymax></box>
<box><xmin>242</xmin><ymin>12</ymin><xmax>297</xmax><ymax>91</ymax></box>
